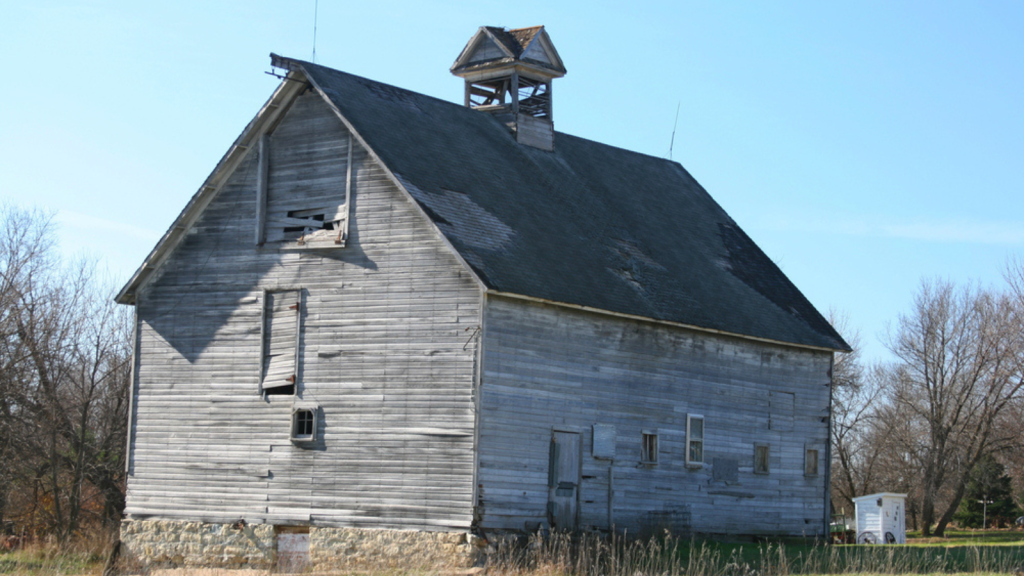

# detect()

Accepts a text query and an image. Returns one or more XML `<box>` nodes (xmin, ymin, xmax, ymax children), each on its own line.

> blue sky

<box><xmin>2</xmin><ymin>1</ymin><xmax>1022</xmax><ymax>363</ymax></box>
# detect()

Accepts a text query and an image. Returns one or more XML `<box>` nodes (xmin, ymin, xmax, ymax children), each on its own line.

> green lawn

<box><xmin>906</xmin><ymin>530</ymin><xmax>1024</xmax><ymax>547</ymax></box>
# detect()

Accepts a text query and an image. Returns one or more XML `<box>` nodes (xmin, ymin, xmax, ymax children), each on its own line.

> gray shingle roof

<box><xmin>293</xmin><ymin>58</ymin><xmax>848</xmax><ymax>351</ymax></box>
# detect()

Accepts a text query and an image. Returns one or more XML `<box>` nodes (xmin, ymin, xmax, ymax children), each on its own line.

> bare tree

<box><xmin>829</xmin><ymin>310</ymin><xmax>878</xmax><ymax>515</ymax></box>
<box><xmin>883</xmin><ymin>280</ymin><xmax>1024</xmax><ymax>536</ymax></box>
<box><xmin>0</xmin><ymin>206</ymin><xmax>131</xmax><ymax>541</ymax></box>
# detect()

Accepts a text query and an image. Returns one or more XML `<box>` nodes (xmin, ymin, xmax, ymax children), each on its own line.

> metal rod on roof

<box><xmin>312</xmin><ymin>0</ymin><xmax>319</xmax><ymax>63</ymax></box>
<box><xmin>669</xmin><ymin>101</ymin><xmax>680</xmax><ymax>161</ymax></box>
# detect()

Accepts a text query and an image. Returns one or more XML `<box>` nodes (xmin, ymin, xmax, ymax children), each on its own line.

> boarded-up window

<box><xmin>769</xmin><ymin>391</ymin><xmax>795</xmax><ymax>431</ymax></box>
<box><xmin>754</xmin><ymin>444</ymin><xmax>770</xmax><ymax>474</ymax></box>
<box><xmin>262</xmin><ymin>290</ymin><xmax>300</xmax><ymax>394</ymax></box>
<box><xmin>713</xmin><ymin>458</ymin><xmax>739</xmax><ymax>482</ymax></box>
<box><xmin>805</xmin><ymin>447</ymin><xmax>819</xmax><ymax>476</ymax></box>
<box><xmin>686</xmin><ymin>414</ymin><xmax>704</xmax><ymax>466</ymax></box>
<box><xmin>592</xmin><ymin>424</ymin><xmax>616</xmax><ymax>459</ymax></box>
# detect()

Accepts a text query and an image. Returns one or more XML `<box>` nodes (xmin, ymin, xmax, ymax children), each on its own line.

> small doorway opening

<box><xmin>547</xmin><ymin>430</ymin><xmax>581</xmax><ymax>530</ymax></box>
<box><xmin>276</xmin><ymin>526</ymin><xmax>310</xmax><ymax>573</ymax></box>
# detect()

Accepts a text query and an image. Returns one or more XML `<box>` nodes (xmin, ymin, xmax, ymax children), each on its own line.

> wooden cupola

<box><xmin>451</xmin><ymin>26</ymin><xmax>566</xmax><ymax>151</ymax></box>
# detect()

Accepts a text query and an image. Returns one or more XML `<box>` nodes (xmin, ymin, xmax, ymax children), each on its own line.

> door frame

<box><xmin>548</xmin><ymin>427</ymin><xmax>582</xmax><ymax>530</ymax></box>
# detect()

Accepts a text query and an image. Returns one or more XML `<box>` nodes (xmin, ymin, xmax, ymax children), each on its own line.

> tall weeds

<box><xmin>485</xmin><ymin>532</ymin><xmax>1024</xmax><ymax>576</ymax></box>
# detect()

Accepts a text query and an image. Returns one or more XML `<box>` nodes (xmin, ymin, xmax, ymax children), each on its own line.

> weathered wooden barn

<box><xmin>116</xmin><ymin>26</ymin><xmax>848</xmax><ymax>568</ymax></box>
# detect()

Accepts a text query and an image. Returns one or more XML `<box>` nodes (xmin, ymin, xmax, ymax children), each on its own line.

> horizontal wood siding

<box><xmin>515</xmin><ymin>115</ymin><xmax>553</xmax><ymax>151</ymax></box>
<box><xmin>127</xmin><ymin>90</ymin><xmax>481</xmax><ymax>531</ymax></box>
<box><xmin>477</xmin><ymin>296</ymin><xmax>832</xmax><ymax>536</ymax></box>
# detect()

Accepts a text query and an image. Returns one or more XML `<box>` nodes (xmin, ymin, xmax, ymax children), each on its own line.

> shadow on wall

<box><xmin>142</xmin><ymin>172</ymin><xmax>378</xmax><ymax>363</ymax></box>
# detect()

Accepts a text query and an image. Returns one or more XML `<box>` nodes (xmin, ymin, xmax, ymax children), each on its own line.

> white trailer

<box><xmin>853</xmin><ymin>492</ymin><xmax>907</xmax><ymax>544</ymax></box>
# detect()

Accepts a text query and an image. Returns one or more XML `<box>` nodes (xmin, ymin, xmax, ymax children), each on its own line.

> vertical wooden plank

<box><xmin>510</xmin><ymin>71</ymin><xmax>519</xmax><ymax>115</ymax></box>
<box><xmin>255</xmin><ymin>135</ymin><xmax>269</xmax><ymax>245</ymax></box>
<box><xmin>546</xmin><ymin>81</ymin><xmax>553</xmax><ymax>122</ymax></box>
<box><xmin>823</xmin><ymin>353</ymin><xmax>835</xmax><ymax>537</ymax></box>
<box><xmin>125</xmin><ymin>301</ymin><xmax>141</xmax><ymax>474</ymax></box>
<box><xmin>607</xmin><ymin>465</ymin><xmax>614</xmax><ymax>529</ymax></box>
<box><xmin>341</xmin><ymin>133</ymin><xmax>353</xmax><ymax>244</ymax></box>
<box><xmin>258</xmin><ymin>288</ymin><xmax>268</xmax><ymax>395</ymax></box>
<box><xmin>293</xmin><ymin>290</ymin><xmax>302</xmax><ymax>384</ymax></box>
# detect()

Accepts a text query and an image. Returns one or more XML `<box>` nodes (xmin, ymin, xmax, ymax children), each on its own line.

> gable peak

<box><xmin>451</xmin><ymin>25</ymin><xmax>566</xmax><ymax>80</ymax></box>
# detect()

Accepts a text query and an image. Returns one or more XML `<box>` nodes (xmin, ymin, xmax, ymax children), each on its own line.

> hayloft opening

<box><xmin>261</xmin><ymin>290</ymin><xmax>300</xmax><ymax>396</ymax></box>
<box><xmin>282</xmin><ymin>210</ymin><xmax>337</xmax><ymax>234</ymax></box>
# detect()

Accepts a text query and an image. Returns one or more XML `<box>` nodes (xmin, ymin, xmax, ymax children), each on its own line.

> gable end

<box><xmin>117</xmin><ymin>59</ymin><xmax>486</xmax><ymax>305</ymax></box>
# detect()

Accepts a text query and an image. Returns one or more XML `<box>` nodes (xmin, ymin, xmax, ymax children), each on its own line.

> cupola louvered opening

<box><xmin>451</xmin><ymin>26</ymin><xmax>566</xmax><ymax>151</ymax></box>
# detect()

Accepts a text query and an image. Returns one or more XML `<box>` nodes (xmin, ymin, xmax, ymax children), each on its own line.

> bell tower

<box><xmin>451</xmin><ymin>26</ymin><xmax>566</xmax><ymax>151</ymax></box>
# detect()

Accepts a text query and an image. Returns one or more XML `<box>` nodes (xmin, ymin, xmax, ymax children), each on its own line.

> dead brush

<box><xmin>483</xmin><ymin>531</ymin><xmax>1024</xmax><ymax>576</ymax></box>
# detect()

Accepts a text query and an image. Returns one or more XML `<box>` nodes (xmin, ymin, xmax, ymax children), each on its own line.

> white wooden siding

<box><xmin>126</xmin><ymin>90</ymin><xmax>481</xmax><ymax>531</ymax></box>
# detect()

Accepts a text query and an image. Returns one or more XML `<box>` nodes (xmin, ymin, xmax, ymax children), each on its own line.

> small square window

<box><xmin>641</xmin><ymin>432</ymin><xmax>658</xmax><ymax>464</ymax></box>
<box><xmin>686</xmin><ymin>414</ymin><xmax>704</xmax><ymax>466</ymax></box>
<box><xmin>805</xmin><ymin>448</ymin><xmax>819</xmax><ymax>476</ymax></box>
<box><xmin>291</xmin><ymin>407</ymin><xmax>317</xmax><ymax>443</ymax></box>
<box><xmin>754</xmin><ymin>444</ymin><xmax>770</xmax><ymax>474</ymax></box>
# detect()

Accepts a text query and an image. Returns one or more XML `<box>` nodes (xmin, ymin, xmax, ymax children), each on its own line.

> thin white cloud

<box><xmin>756</xmin><ymin>213</ymin><xmax>1024</xmax><ymax>245</ymax></box>
<box><xmin>55</xmin><ymin>210</ymin><xmax>162</xmax><ymax>243</ymax></box>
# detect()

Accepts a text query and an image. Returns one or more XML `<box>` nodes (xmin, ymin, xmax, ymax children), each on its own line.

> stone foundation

<box><xmin>120</xmin><ymin>520</ymin><xmax>482</xmax><ymax>570</ymax></box>
<box><xmin>120</xmin><ymin>520</ymin><xmax>276</xmax><ymax>568</ymax></box>
<box><xmin>310</xmin><ymin>527</ymin><xmax>479</xmax><ymax>571</ymax></box>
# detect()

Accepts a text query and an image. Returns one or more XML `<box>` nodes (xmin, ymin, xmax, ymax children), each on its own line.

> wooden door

<box><xmin>547</xmin><ymin>430</ymin><xmax>580</xmax><ymax>530</ymax></box>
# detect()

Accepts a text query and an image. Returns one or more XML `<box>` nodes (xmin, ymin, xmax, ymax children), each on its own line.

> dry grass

<box><xmin>0</xmin><ymin>531</ymin><xmax>116</xmax><ymax>576</ymax></box>
<box><xmin>2</xmin><ymin>531</ymin><xmax>1023</xmax><ymax>576</ymax></box>
<box><xmin>484</xmin><ymin>532</ymin><xmax>1024</xmax><ymax>576</ymax></box>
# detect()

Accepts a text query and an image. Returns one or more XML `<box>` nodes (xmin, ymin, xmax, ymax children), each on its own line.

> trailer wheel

<box><xmin>857</xmin><ymin>532</ymin><xmax>877</xmax><ymax>544</ymax></box>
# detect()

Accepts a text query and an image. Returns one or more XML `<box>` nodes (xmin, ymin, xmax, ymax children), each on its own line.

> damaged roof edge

<box><xmin>114</xmin><ymin>65</ymin><xmax>310</xmax><ymax>305</ymax></box>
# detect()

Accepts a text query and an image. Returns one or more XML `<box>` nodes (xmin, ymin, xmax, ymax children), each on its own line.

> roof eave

<box><xmin>486</xmin><ymin>290</ymin><xmax>849</xmax><ymax>354</ymax></box>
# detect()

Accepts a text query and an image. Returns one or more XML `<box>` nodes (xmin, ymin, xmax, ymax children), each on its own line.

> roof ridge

<box><xmin>291</xmin><ymin>57</ymin><xmax>687</xmax><ymax>172</ymax></box>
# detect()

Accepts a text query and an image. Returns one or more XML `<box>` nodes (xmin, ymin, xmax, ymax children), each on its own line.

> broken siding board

<box><xmin>128</xmin><ymin>92</ymin><xmax>480</xmax><ymax>530</ymax></box>
<box><xmin>264</xmin><ymin>91</ymin><xmax>351</xmax><ymax>245</ymax></box>
<box><xmin>476</xmin><ymin>296</ymin><xmax>832</xmax><ymax>536</ymax></box>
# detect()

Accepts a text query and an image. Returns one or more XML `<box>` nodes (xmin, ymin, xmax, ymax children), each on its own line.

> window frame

<box><xmin>754</xmin><ymin>443</ymin><xmax>770</xmax><ymax>475</ymax></box>
<box><xmin>255</xmin><ymin>131</ymin><xmax>353</xmax><ymax>250</ymax></box>
<box><xmin>290</xmin><ymin>406</ymin><xmax>318</xmax><ymax>443</ymax></box>
<box><xmin>804</xmin><ymin>445</ymin><xmax>820</xmax><ymax>477</ymax></box>
<box><xmin>640</xmin><ymin>430</ymin><xmax>658</xmax><ymax>465</ymax></box>
<box><xmin>685</xmin><ymin>414</ymin><xmax>705</xmax><ymax>467</ymax></box>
